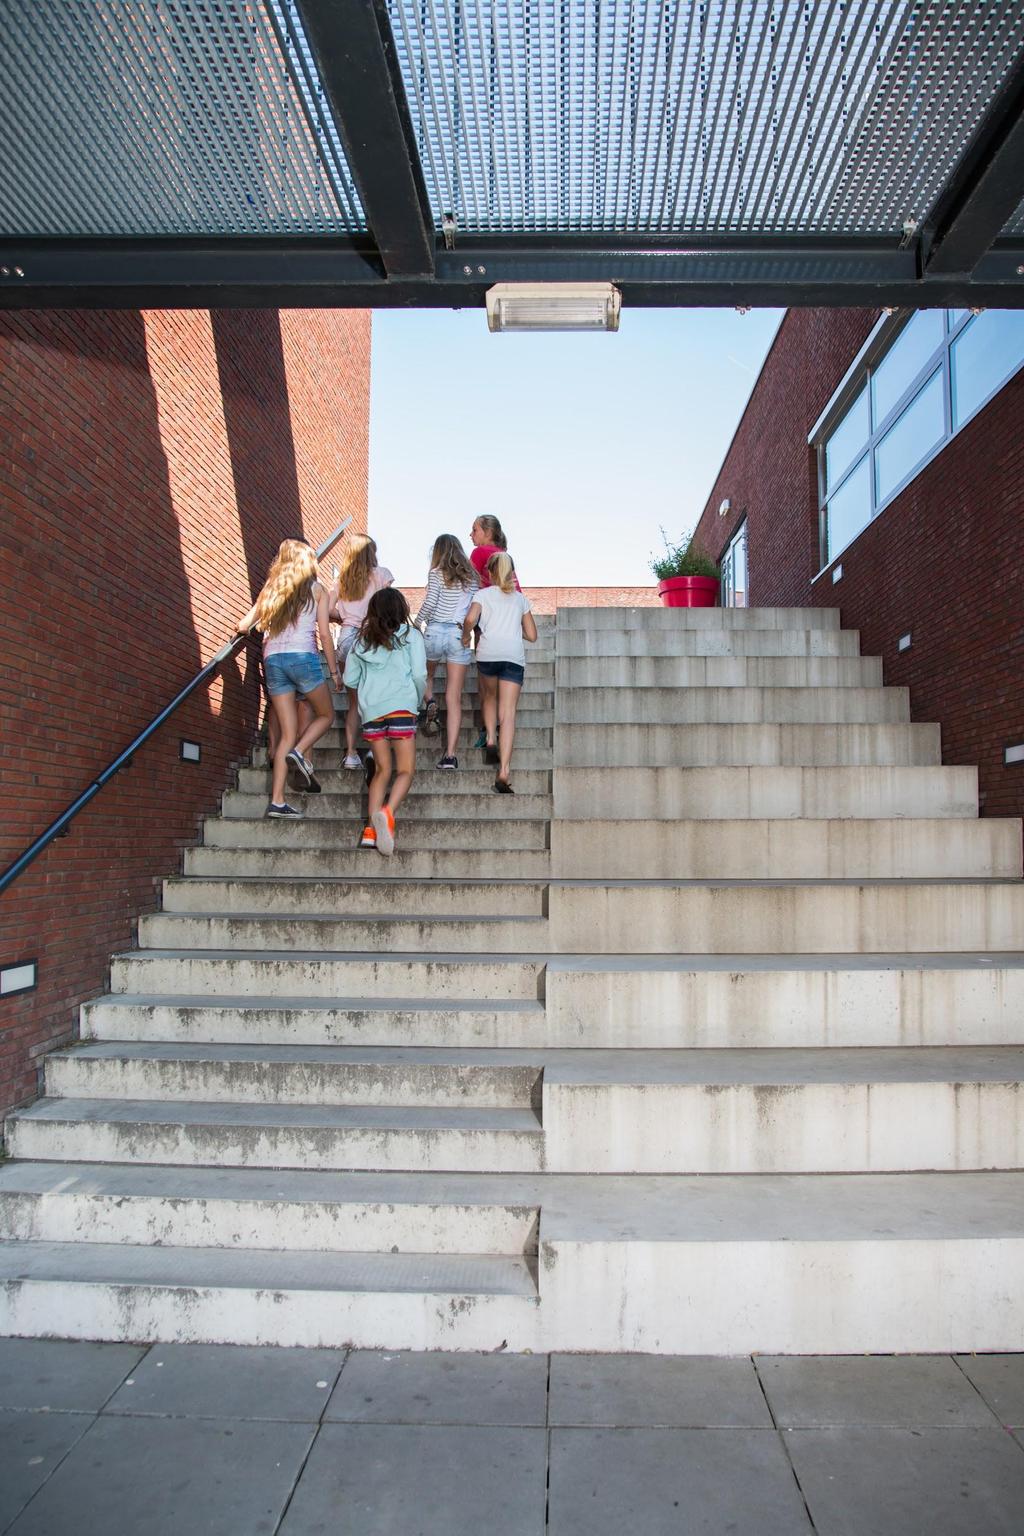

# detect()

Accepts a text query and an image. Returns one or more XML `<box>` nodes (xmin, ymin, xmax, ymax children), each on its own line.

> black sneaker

<box><xmin>437</xmin><ymin>754</ymin><xmax>458</xmax><ymax>770</ymax></box>
<box><xmin>363</xmin><ymin>751</ymin><xmax>376</xmax><ymax>788</ymax></box>
<box><xmin>484</xmin><ymin>742</ymin><xmax>500</xmax><ymax>766</ymax></box>
<box><xmin>286</xmin><ymin>748</ymin><xmax>312</xmax><ymax>788</ymax></box>
<box><xmin>266</xmin><ymin>802</ymin><xmax>304</xmax><ymax>818</ymax></box>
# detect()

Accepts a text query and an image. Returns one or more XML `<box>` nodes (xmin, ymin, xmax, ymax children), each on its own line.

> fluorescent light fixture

<box><xmin>831</xmin><ymin>563</ymin><xmax>843</xmax><ymax>583</ymax></box>
<box><xmin>898</xmin><ymin>633</ymin><xmax>912</xmax><ymax>652</ymax></box>
<box><xmin>1005</xmin><ymin>743</ymin><xmax>1024</xmax><ymax>766</ymax></box>
<box><xmin>179</xmin><ymin>740</ymin><xmax>201</xmax><ymax>763</ymax></box>
<box><xmin>486</xmin><ymin>282</ymin><xmax>621</xmax><ymax>333</ymax></box>
<box><xmin>1</xmin><ymin>960</ymin><xmax>37</xmax><ymax>996</ymax></box>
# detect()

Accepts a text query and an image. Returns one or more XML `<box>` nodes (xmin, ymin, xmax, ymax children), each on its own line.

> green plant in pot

<box><xmin>650</xmin><ymin>528</ymin><xmax>720</xmax><ymax>608</ymax></box>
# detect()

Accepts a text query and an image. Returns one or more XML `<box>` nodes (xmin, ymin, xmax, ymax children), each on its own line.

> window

<box><xmin>813</xmin><ymin>309</ymin><xmax>1024</xmax><ymax>568</ymax></box>
<box><xmin>721</xmin><ymin>520</ymin><xmax>747</xmax><ymax>607</ymax></box>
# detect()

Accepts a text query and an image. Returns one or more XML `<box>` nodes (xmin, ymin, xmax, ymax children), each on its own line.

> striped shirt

<box><xmin>416</xmin><ymin>568</ymin><xmax>478</xmax><ymax>627</ymax></box>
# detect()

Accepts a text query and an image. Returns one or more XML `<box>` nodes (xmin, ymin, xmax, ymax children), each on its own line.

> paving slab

<box><xmin>786</xmin><ymin>1425</ymin><xmax>1024</xmax><ymax>1536</ymax></box>
<box><xmin>758</xmin><ymin>1355</ymin><xmax>999</xmax><ymax>1427</ymax></box>
<box><xmin>547</xmin><ymin>1427</ymin><xmax>811</xmax><ymax>1534</ymax></box>
<box><xmin>0</xmin><ymin>1411</ymin><xmax>93</xmax><ymax>1532</ymax></box>
<box><xmin>278</xmin><ymin>1422</ymin><xmax>546</xmax><ymax>1535</ymax></box>
<box><xmin>325</xmin><ymin>1348</ymin><xmax>547</xmax><ymax>1425</ymax></box>
<box><xmin>549</xmin><ymin>1353</ymin><xmax>772</xmax><ymax>1427</ymax></box>
<box><xmin>4</xmin><ymin>1413</ymin><xmax>313</xmax><ymax>1536</ymax></box>
<box><xmin>955</xmin><ymin>1353</ymin><xmax>1024</xmax><ymax>1426</ymax></box>
<box><xmin>0</xmin><ymin>1338</ymin><xmax>144</xmax><ymax>1412</ymax></box>
<box><xmin>104</xmin><ymin>1343</ymin><xmax>346</xmax><ymax>1421</ymax></box>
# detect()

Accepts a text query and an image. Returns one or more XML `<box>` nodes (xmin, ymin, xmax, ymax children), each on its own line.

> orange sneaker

<box><xmin>372</xmin><ymin>804</ymin><xmax>396</xmax><ymax>856</ymax></box>
<box><xmin>358</xmin><ymin>825</ymin><xmax>376</xmax><ymax>849</ymax></box>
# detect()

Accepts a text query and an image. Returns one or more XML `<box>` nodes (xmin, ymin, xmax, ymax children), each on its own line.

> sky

<box><xmin>367</xmin><ymin>306</ymin><xmax>784</xmax><ymax>587</ymax></box>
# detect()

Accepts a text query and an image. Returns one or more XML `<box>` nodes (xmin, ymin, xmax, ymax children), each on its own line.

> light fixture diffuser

<box><xmin>486</xmin><ymin>282</ymin><xmax>621</xmax><ymax>333</ymax></box>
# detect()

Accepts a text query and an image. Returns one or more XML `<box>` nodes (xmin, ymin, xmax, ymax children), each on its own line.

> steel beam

<box><xmin>923</xmin><ymin>52</ymin><xmax>1024</xmax><ymax>275</ymax></box>
<box><xmin>293</xmin><ymin>0</ymin><xmax>435</xmax><ymax>277</ymax></box>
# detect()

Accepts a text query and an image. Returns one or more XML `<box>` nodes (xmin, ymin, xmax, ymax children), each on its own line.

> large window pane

<box><xmin>874</xmin><ymin>369</ymin><xmax>944</xmax><ymax>504</ymax></box>
<box><xmin>951</xmin><ymin>309</ymin><xmax>1024</xmax><ymax>428</ymax></box>
<box><xmin>870</xmin><ymin>310</ymin><xmax>944</xmax><ymax>427</ymax></box>
<box><xmin>826</xmin><ymin>454</ymin><xmax>871</xmax><ymax>562</ymax></box>
<box><xmin>824</xmin><ymin>385</ymin><xmax>869</xmax><ymax>491</ymax></box>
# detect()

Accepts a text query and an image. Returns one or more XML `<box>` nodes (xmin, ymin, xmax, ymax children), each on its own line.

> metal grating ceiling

<box><xmin>386</xmin><ymin>0</ymin><xmax>1024</xmax><ymax>237</ymax></box>
<box><xmin>0</xmin><ymin>0</ymin><xmax>365</xmax><ymax>236</ymax></box>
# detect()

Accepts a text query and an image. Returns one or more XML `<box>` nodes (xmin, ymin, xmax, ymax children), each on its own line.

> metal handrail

<box><xmin>0</xmin><ymin>518</ymin><xmax>352</xmax><ymax>898</ymax></box>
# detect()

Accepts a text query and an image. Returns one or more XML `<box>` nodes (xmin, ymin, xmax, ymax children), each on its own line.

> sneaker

<box><xmin>484</xmin><ymin>742</ymin><xmax>500</xmax><ymax>766</ymax></box>
<box><xmin>473</xmin><ymin>728</ymin><xmax>487</xmax><ymax>749</ymax></box>
<box><xmin>301</xmin><ymin>754</ymin><xmax>321</xmax><ymax>793</ymax></box>
<box><xmin>363</xmin><ymin>751</ymin><xmax>376</xmax><ymax>788</ymax></box>
<box><xmin>493</xmin><ymin>777</ymin><xmax>514</xmax><ymax>795</ymax></box>
<box><xmin>372</xmin><ymin>804</ymin><xmax>396</xmax><ymax>856</ymax></box>
<box><xmin>286</xmin><ymin>748</ymin><xmax>312</xmax><ymax>788</ymax></box>
<box><xmin>266</xmin><ymin>802</ymin><xmax>304</xmax><ymax>818</ymax></box>
<box><xmin>437</xmin><ymin>754</ymin><xmax>458</xmax><ymax>770</ymax></box>
<box><xmin>343</xmin><ymin>754</ymin><xmax>363</xmax><ymax>770</ymax></box>
<box><xmin>358</xmin><ymin>825</ymin><xmax>376</xmax><ymax>849</ymax></box>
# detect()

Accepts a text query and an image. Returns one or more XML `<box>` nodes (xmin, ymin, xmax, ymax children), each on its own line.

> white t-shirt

<box><xmin>474</xmin><ymin>587</ymin><xmax>532</xmax><ymax>667</ymax></box>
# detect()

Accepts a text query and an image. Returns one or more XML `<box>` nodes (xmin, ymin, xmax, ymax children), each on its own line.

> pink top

<box><xmin>262</xmin><ymin>583</ymin><xmax>322</xmax><ymax>657</ymax></box>
<box><xmin>333</xmin><ymin>565</ymin><xmax>394</xmax><ymax>629</ymax></box>
<box><xmin>470</xmin><ymin>545</ymin><xmax>521</xmax><ymax>591</ymax></box>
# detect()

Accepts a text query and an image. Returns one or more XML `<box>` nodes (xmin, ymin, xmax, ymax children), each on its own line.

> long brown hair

<box><xmin>254</xmin><ymin>539</ymin><xmax>318</xmax><ymax>637</ymax></box>
<box><xmin>359</xmin><ymin>587</ymin><xmax>410</xmax><ymax>652</ymax></box>
<box><xmin>473</xmin><ymin>515</ymin><xmax>507</xmax><ymax>550</ymax></box>
<box><xmin>486</xmin><ymin>551</ymin><xmax>518</xmax><ymax>595</ymax></box>
<box><xmin>337</xmin><ymin>533</ymin><xmax>378</xmax><ymax>601</ymax></box>
<box><xmin>430</xmin><ymin>533</ymin><xmax>476</xmax><ymax>588</ymax></box>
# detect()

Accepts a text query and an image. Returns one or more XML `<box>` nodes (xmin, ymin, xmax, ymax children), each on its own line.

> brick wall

<box><xmin>692</xmin><ymin>307</ymin><xmax>1024</xmax><ymax>820</ymax></box>
<box><xmin>0</xmin><ymin>308</ymin><xmax>370</xmax><ymax>1116</ymax></box>
<box><xmin>401</xmin><ymin>585</ymin><xmax>661</xmax><ymax>614</ymax></box>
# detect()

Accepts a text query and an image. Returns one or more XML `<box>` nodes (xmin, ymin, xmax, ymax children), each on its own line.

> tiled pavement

<box><xmin>1</xmin><ymin>1340</ymin><xmax>1023</xmax><ymax>1534</ymax></box>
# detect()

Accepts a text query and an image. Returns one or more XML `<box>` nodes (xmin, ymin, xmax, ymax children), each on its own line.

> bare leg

<box><xmin>479</xmin><ymin>671</ymin><xmax>498</xmax><ymax>747</ymax></box>
<box><xmin>368</xmin><ymin>739</ymin><xmax>393</xmax><ymax>820</ymax></box>
<box><xmin>345</xmin><ymin>691</ymin><xmax>361</xmax><ymax>758</ymax></box>
<box><xmin>496</xmin><ymin>678</ymin><xmax>521</xmax><ymax>782</ymax></box>
<box><xmin>424</xmin><ymin>660</ymin><xmax>437</xmax><ymax>706</ymax></box>
<box><xmin>271</xmin><ymin>696</ymin><xmax>313</xmax><ymax>759</ymax></box>
<box><xmin>387</xmin><ymin>735</ymin><xmax>416</xmax><ymax>814</ymax></box>
<box><xmin>444</xmin><ymin>662</ymin><xmax>467</xmax><ymax>757</ymax></box>
<box><xmin>269</xmin><ymin>691</ymin><xmax>298</xmax><ymax>805</ymax></box>
<box><xmin>295</xmin><ymin>682</ymin><xmax>335</xmax><ymax>759</ymax></box>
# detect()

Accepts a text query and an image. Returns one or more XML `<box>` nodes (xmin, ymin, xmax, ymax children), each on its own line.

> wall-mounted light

<box><xmin>1005</xmin><ymin>743</ymin><xmax>1024</xmax><ymax>766</ymax></box>
<box><xmin>718</xmin><ymin>498</ymin><xmax>731</xmax><ymax>518</ymax></box>
<box><xmin>1</xmin><ymin>960</ymin><xmax>37</xmax><ymax>997</ymax></box>
<box><xmin>486</xmin><ymin>282</ymin><xmax>621</xmax><ymax>333</ymax></box>
<box><xmin>898</xmin><ymin>633</ymin><xmax>912</xmax><ymax>652</ymax></box>
<box><xmin>832</xmin><ymin>563</ymin><xmax>843</xmax><ymax>584</ymax></box>
<box><xmin>179</xmin><ymin>740</ymin><xmax>201</xmax><ymax>763</ymax></box>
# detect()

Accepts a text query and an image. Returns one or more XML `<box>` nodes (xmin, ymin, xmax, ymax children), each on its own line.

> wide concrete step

<box><xmin>45</xmin><ymin>1042</ymin><xmax>545</xmax><ymax>1109</ymax></box>
<box><xmin>554</xmin><ymin>765</ymin><xmax>979</xmax><ymax>820</ymax></box>
<box><xmin>221</xmin><ymin>790</ymin><xmax>552</xmax><ymax>820</ymax></box>
<box><xmin>236</xmin><ymin>766</ymin><xmax>552</xmax><ymax>796</ymax></box>
<box><xmin>184</xmin><ymin>846</ymin><xmax>553</xmax><ymax>879</ymax></box>
<box><xmin>201</xmin><ymin>817</ymin><xmax>550</xmax><ymax>851</ymax></box>
<box><xmin>541</xmin><ymin>1047</ymin><xmax>1024</xmax><ymax>1173</ymax></box>
<box><xmin>110</xmin><ymin>951</ymin><xmax>546</xmax><ymax>1001</ymax></box>
<box><xmin>549</xmin><ymin>818</ymin><xmax>1022</xmax><ymax>879</ymax></box>
<box><xmin>556</xmin><ymin>722</ymin><xmax>942</xmax><ymax>767</ymax></box>
<box><xmin>319</xmin><ymin>712</ymin><xmax>554</xmax><ymax>737</ymax></box>
<box><xmin>0</xmin><ymin>1162</ymin><xmax>540</xmax><ymax>1256</ymax></box>
<box><xmin>556</xmin><ymin>655</ymin><xmax>883</xmax><ymax>688</ymax></box>
<box><xmin>559</xmin><ymin>605</ymin><xmax>841</xmax><ymax>629</ymax></box>
<box><xmin>6</xmin><ymin>1098</ymin><xmax>546</xmax><ymax>1173</ymax></box>
<box><xmin>84</xmin><ymin>993</ymin><xmax>550</xmax><ymax>1047</ymax></box>
<box><xmin>163</xmin><ymin>876</ymin><xmax>549</xmax><ymax>917</ymax></box>
<box><xmin>558</xmin><ymin>628</ymin><xmax>862</xmax><ymax>658</ymax></box>
<box><xmin>138</xmin><ymin>911</ymin><xmax>551</xmax><ymax>953</ymax></box>
<box><xmin>0</xmin><ymin>1241</ymin><xmax>538</xmax><ymax>1350</ymax></box>
<box><xmin>557</xmin><ymin>685</ymin><xmax>909</xmax><ymax>725</ymax></box>
<box><xmin>262</xmin><ymin>743</ymin><xmax>554</xmax><ymax>770</ymax></box>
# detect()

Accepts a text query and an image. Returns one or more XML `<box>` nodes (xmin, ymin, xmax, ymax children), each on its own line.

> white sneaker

<box><xmin>343</xmin><ymin>754</ymin><xmax>363</xmax><ymax>769</ymax></box>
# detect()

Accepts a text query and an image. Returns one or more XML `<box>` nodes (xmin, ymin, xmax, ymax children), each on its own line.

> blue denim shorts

<box><xmin>476</xmin><ymin>659</ymin><xmax>525</xmax><ymax>685</ymax></box>
<box><xmin>423</xmin><ymin>622</ymin><xmax>473</xmax><ymax>665</ymax></box>
<box><xmin>264</xmin><ymin>651</ymin><xmax>328</xmax><ymax>697</ymax></box>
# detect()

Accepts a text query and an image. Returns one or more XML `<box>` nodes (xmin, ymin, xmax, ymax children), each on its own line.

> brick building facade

<box><xmin>0</xmin><ymin>308</ymin><xmax>371</xmax><ymax>1113</ymax></box>
<box><xmin>693</xmin><ymin>307</ymin><xmax>1023</xmax><ymax>821</ymax></box>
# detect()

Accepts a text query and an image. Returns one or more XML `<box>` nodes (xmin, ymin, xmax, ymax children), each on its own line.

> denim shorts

<box><xmin>476</xmin><ymin>659</ymin><xmax>525</xmax><ymax>685</ymax></box>
<box><xmin>264</xmin><ymin>651</ymin><xmax>328</xmax><ymax>697</ymax></box>
<box><xmin>423</xmin><ymin>622</ymin><xmax>473</xmax><ymax>665</ymax></box>
<box><xmin>335</xmin><ymin>625</ymin><xmax>359</xmax><ymax>666</ymax></box>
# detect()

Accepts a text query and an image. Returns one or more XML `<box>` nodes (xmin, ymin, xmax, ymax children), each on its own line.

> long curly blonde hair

<box><xmin>254</xmin><ymin>539</ymin><xmax>319</xmax><ymax>637</ymax></box>
<box><xmin>430</xmin><ymin>534</ymin><xmax>476</xmax><ymax>589</ymax></box>
<box><xmin>337</xmin><ymin>533</ymin><xmax>378</xmax><ymax>602</ymax></box>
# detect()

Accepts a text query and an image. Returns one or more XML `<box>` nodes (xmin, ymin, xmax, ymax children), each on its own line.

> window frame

<box><xmin>809</xmin><ymin>308</ymin><xmax>1024</xmax><ymax>577</ymax></box>
<box><xmin>720</xmin><ymin>518</ymin><xmax>748</xmax><ymax>608</ymax></box>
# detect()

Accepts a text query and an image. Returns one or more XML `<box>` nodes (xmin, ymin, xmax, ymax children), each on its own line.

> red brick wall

<box><xmin>693</xmin><ymin>307</ymin><xmax>1024</xmax><ymax>820</ymax></box>
<box><xmin>0</xmin><ymin>308</ymin><xmax>370</xmax><ymax>1115</ymax></box>
<box><xmin>401</xmin><ymin>585</ymin><xmax>661</xmax><ymax>614</ymax></box>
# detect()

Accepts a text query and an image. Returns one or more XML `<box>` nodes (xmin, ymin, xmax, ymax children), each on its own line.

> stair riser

<box><xmin>256</xmin><ymin>745</ymin><xmax>554</xmax><ymax>770</ymax></box>
<box><xmin>316</xmin><ymin>713</ymin><xmax>554</xmax><ymax>737</ymax></box>
<box><xmin>110</xmin><ymin>955</ymin><xmax>545</xmax><ymax>1000</ymax></box>
<box><xmin>201</xmin><ymin>820</ymin><xmax>549</xmax><ymax>851</ymax></box>
<box><xmin>221</xmin><ymin>792</ymin><xmax>553</xmax><ymax>821</ymax></box>
<box><xmin>6</xmin><ymin>1119</ymin><xmax>545</xmax><ymax>1174</ymax></box>
<box><xmin>137</xmin><ymin>914</ymin><xmax>548</xmax><ymax>952</ymax></box>
<box><xmin>0</xmin><ymin>1189</ymin><xmax>537</xmax><ymax>1256</ymax></box>
<box><xmin>560</xmin><ymin>607</ymin><xmax>840</xmax><ymax>630</ymax></box>
<box><xmin>183</xmin><ymin>848</ymin><xmax>553</xmax><ymax>879</ymax></box>
<box><xmin>162</xmin><ymin>879</ymin><xmax>548</xmax><ymax>917</ymax></box>
<box><xmin>549</xmin><ymin>820</ymin><xmax>1022</xmax><ymax>880</ymax></box>
<box><xmin>237</xmin><ymin>767</ymin><xmax>552</xmax><ymax>795</ymax></box>
<box><xmin>557</xmin><ymin>687</ymin><xmax>909</xmax><ymax>725</ymax></box>
<box><xmin>543</xmin><ymin>1082</ymin><xmax>1024</xmax><ymax>1173</ymax></box>
<box><xmin>557</xmin><ymin>723</ymin><xmax>942</xmax><ymax>767</ymax></box>
<box><xmin>558</xmin><ymin>630</ymin><xmax>861</xmax><ymax>658</ymax></box>
<box><xmin>554</xmin><ymin>766</ymin><xmax>979</xmax><ymax>820</ymax></box>
<box><xmin>46</xmin><ymin>1056</ymin><xmax>541</xmax><ymax>1110</ymax></box>
<box><xmin>557</xmin><ymin>656</ymin><xmax>883</xmax><ymax>688</ymax></box>
<box><xmin>84</xmin><ymin>1002</ymin><xmax>551</xmax><ymax>1048</ymax></box>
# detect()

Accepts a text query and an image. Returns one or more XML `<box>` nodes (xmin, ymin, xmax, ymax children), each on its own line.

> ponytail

<box><xmin>486</xmin><ymin>552</ymin><xmax>517</xmax><ymax>595</ymax></box>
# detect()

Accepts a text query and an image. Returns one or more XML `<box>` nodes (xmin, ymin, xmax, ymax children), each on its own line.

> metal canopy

<box><xmin>2</xmin><ymin>0</ymin><xmax>1024</xmax><ymax>310</ymax></box>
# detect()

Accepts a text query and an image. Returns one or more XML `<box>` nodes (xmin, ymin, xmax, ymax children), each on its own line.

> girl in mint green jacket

<box><xmin>343</xmin><ymin>588</ymin><xmax>426</xmax><ymax>856</ymax></box>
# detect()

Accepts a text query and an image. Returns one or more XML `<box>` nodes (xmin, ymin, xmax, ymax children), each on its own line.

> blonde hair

<box><xmin>337</xmin><ymin>533</ymin><xmax>378</xmax><ymax>602</ymax></box>
<box><xmin>431</xmin><ymin>534</ymin><xmax>476</xmax><ymax>589</ymax></box>
<box><xmin>473</xmin><ymin>515</ymin><xmax>507</xmax><ymax>550</ymax></box>
<box><xmin>487</xmin><ymin>551</ymin><xmax>517</xmax><ymax>594</ymax></box>
<box><xmin>254</xmin><ymin>539</ymin><xmax>319</xmax><ymax>637</ymax></box>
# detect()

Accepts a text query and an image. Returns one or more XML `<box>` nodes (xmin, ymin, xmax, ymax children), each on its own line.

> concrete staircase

<box><xmin>3</xmin><ymin>606</ymin><xmax>1024</xmax><ymax>1353</ymax></box>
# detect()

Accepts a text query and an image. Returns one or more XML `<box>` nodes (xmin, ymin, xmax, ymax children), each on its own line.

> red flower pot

<box><xmin>657</xmin><ymin>576</ymin><xmax>719</xmax><ymax>608</ymax></box>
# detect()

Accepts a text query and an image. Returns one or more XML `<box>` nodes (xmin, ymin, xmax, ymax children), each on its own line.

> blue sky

<box><xmin>368</xmin><ymin>306</ymin><xmax>783</xmax><ymax>587</ymax></box>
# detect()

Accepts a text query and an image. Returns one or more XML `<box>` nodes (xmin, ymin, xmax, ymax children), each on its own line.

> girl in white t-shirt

<box><xmin>331</xmin><ymin>534</ymin><xmax>393</xmax><ymax>768</ymax></box>
<box><xmin>462</xmin><ymin>553</ymin><xmax>537</xmax><ymax>793</ymax></box>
